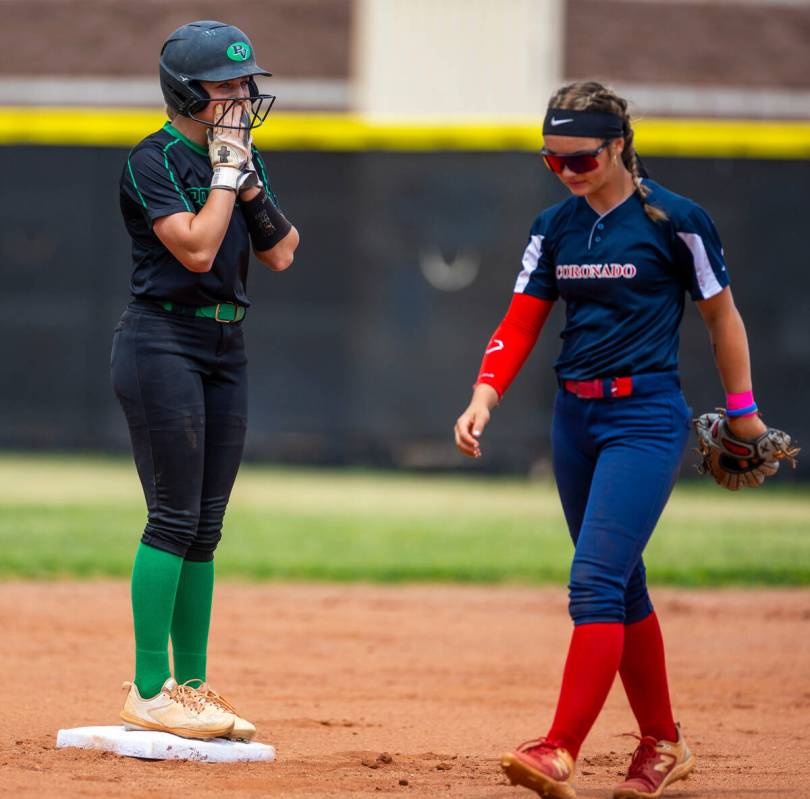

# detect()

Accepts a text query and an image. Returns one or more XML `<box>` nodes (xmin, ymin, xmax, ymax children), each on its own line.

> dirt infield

<box><xmin>1</xmin><ymin>582</ymin><xmax>808</xmax><ymax>798</ymax></box>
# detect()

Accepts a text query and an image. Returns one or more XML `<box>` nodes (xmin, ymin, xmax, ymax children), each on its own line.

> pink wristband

<box><xmin>726</xmin><ymin>390</ymin><xmax>758</xmax><ymax>418</ymax></box>
<box><xmin>726</xmin><ymin>390</ymin><xmax>755</xmax><ymax>411</ymax></box>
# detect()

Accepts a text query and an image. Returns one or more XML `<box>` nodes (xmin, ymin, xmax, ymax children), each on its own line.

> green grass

<box><xmin>0</xmin><ymin>453</ymin><xmax>808</xmax><ymax>584</ymax></box>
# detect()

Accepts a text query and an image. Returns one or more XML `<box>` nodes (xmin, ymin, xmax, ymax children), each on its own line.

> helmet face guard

<box><xmin>197</xmin><ymin>94</ymin><xmax>276</xmax><ymax>131</ymax></box>
<box><xmin>159</xmin><ymin>21</ymin><xmax>275</xmax><ymax>130</ymax></box>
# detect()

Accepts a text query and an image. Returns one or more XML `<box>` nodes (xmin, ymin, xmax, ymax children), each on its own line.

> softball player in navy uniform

<box><xmin>454</xmin><ymin>81</ymin><xmax>780</xmax><ymax>799</ymax></box>
<box><xmin>112</xmin><ymin>21</ymin><xmax>298</xmax><ymax>740</ymax></box>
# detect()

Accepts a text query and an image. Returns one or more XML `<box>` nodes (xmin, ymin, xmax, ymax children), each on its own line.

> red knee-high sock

<box><xmin>619</xmin><ymin>611</ymin><xmax>678</xmax><ymax>742</ymax></box>
<box><xmin>546</xmin><ymin>622</ymin><xmax>625</xmax><ymax>760</ymax></box>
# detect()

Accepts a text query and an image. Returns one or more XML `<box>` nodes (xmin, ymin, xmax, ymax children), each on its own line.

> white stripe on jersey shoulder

<box><xmin>515</xmin><ymin>234</ymin><xmax>544</xmax><ymax>293</ymax></box>
<box><xmin>677</xmin><ymin>231</ymin><xmax>723</xmax><ymax>300</ymax></box>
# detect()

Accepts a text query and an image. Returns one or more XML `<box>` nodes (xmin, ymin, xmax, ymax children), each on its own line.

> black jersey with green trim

<box><xmin>120</xmin><ymin>122</ymin><xmax>274</xmax><ymax>307</ymax></box>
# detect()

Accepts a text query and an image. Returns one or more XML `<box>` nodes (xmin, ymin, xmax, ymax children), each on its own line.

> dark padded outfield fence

<box><xmin>0</xmin><ymin>147</ymin><xmax>807</xmax><ymax>479</ymax></box>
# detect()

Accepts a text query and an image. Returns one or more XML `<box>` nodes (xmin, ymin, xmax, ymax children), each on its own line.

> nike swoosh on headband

<box><xmin>485</xmin><ymin>339</ymin><xmax>504</xmax><ymax>354</ymax></box>
<box><xmin>550</xmin><ymin>117</ymin><xmax>574</xmax><ymax>126</ymax></box>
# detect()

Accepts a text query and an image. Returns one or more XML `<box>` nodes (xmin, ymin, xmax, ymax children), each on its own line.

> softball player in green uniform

<box><xmin>113</xmin><ymin>21</ymin><xmax>298</xmax><ymax>740</ymax></box>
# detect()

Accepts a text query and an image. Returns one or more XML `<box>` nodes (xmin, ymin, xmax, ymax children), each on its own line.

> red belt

<box><xmin>563</xmin><ymin>376</ymin><xmax>634</xmax><ymax>399</ymax></box>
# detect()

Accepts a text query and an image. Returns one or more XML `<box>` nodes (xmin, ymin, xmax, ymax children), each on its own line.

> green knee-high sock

<box><xmin>131</xmin><ymin>543</ymin><xmax>184</xmax><ymax>699</ymax></box>
<box><xmin>170</xmin><ymin>558</ymin><xmax>215</xmax><ymax>685</ymax></box>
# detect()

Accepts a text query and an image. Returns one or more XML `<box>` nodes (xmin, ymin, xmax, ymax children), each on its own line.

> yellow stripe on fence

<box><xmin>1</xmin><ymin>107</ymin><xmax>810</xmax><ymax>157</ymax></box>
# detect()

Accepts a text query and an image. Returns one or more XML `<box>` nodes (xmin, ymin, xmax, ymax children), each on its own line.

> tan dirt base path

<box><xmin>1</xmin><ymin>582</ymin><xmax>808</xmax><ymax>798</ymax></box>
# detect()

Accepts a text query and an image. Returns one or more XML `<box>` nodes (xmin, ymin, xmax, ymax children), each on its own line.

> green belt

<box><xmin>161</xmin><ymin>301</ymin><xmax>246</xmax><ymax>323</ymax></box>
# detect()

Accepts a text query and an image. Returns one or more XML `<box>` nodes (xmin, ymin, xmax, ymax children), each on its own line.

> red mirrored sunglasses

<box><xmin>541</xmin><ymin>140</ymin><xmax>610</xmax><ymax>175</ymax></box>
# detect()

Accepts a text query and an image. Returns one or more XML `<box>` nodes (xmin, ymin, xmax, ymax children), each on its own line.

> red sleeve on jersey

<box><xmin>475</xmin><ymin>293</ymin><xmax>554</xmax><ymax>398</ymax></box>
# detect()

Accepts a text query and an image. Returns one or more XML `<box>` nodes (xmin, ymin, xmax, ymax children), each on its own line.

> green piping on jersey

<box><xmin>2</xmin><ymin>108</ymin><xmax>810</xmax><ymax>158</ymax></box>
<box><xmin>162</xmin><ymin>122</ymin><xmax>208</xmax><ymax>156</ymax></box>
<box><xmin>252</xmin><ymin>146</ymin><xmax>269</xmax><ymax>186</ymax></box>
<box><xmin>127</xmin><ymin>156</ymin><xmax>148</xmax><ymax>208</ymax></box>
<box><xmin>161</xmin><ymin>139</ymin><xmax>192</xmax><ymax>212</ymax></box>
<box><xmin>251</xmin><ymin>148</ymin><xmax>279</xmax><ymax>206</ymax></box>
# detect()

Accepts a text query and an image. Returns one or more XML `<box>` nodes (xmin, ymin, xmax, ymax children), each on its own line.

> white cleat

<box><xmin>192</xmin><ymin>681</ymin><xmax>257</xmax><ymax>741</ymax></box>
<box><xmin>120</xmin><ymin>678</ymin><xmax>234</xmax><ymax>740</ymax></box>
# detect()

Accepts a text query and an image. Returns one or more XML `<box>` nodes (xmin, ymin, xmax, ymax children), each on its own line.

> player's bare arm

<box><xmin>696</xmin><ymin>286</ymin><xmax>767</xmax><ymax>439</ymax></box>
<box><xmin>152</xmin><ymin>100</ymin><xmax>250</xmax><ymax>273</ymax></box>
<box><xmin>454</xmin><ymin>383</ymin><xmax>498</xmax><ymax>458</ymax></box>
<box><xmin>253</xmin><ymin>224</ymin><xmax>299</xmax><ymax>271</ymax></box>
<box><xmin>153</xmin><ymin>193</ymin><xmax>236</xmax><ymax>273</ymax></box>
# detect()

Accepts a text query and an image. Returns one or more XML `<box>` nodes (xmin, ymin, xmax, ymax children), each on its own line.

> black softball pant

<box><xmin>111</xmin><ymin>301</ymin><xmax>248</xmax><ymax>561</ymax></box>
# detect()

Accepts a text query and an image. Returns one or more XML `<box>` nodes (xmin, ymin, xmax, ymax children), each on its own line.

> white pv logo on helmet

<box><xmin>226</xmin><ymin>42</ymin><xmax>252</xmax><ymax>62</ymax></box>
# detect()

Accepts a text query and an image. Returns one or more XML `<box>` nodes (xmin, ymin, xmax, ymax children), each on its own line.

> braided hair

<box><xmin>548</xmin><ymin>81</ymin><xmax>667</xmax><ymax>223</ymax></box>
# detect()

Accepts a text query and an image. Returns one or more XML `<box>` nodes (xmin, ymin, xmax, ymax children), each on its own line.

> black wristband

<box><xmin>240</xmin><ymin>189</ymin><xmax>292</xmax><ymax>251</ymax></box>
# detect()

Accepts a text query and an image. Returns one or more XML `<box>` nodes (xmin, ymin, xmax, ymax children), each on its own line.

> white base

<box><xmin>56</xmin><ymin>725</ymin><xmax>276</xmax><ymax>763</ymax></box>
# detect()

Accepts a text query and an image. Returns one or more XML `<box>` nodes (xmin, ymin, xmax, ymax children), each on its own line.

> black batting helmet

<box><xmin>159</xmin><ymin>20</ymin><xmax>275</xmax><ymax>129</ymax></box>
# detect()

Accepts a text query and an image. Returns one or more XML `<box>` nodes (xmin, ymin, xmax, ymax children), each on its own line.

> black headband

<box><xmin>542</xmin><ymin>108</ymin><xmax>625</xmax><ymax>139</ymax></box>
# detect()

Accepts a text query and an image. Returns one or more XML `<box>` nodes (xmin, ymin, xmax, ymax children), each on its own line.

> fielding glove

<box><xmin>694</xmin><ymin>410</ymin><xmax>799</xmax><ymax>490</ymax></box>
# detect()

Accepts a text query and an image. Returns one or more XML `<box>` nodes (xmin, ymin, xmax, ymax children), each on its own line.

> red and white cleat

<box><xmin>501</xmin><ymin>737</ymin><xmax>577</xmax><ymax>799</ymax></box>
<box><xmin>613</xmin><ymin>724</ymin><xmax>695</xmax><ymax>799</ymax></box>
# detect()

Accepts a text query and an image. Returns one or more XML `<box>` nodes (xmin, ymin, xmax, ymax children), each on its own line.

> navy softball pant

<box><xmin>551</xmin><ymin>373</ymin><xmax>691</xmax><ymax>625</ymax></box>
<box><xmin>111</xmin><ymin>300</ymin><xmax>248</xmax><ymax>561</ymax></box>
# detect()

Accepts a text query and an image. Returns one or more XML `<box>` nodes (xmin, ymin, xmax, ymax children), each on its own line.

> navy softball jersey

<box><xmin>120</xmin><ymin>122</ymin><xmax>273</xmax><ymax>307</ymax></box>
<box><xmin>515</xmin><ymin>179</ymin><xmax>730</xmax><ymax>380</ymax></box>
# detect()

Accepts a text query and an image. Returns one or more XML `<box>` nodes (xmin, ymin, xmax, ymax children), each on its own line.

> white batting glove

<box><xmin>207</xmin><ymin>103</ymin><xmax>252</xmax><ymax>192</ymax></box>
<box><xmin>237</xmin><ymin>156</ymin><xmax>264</xmax><ymax>194</ymax></box>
